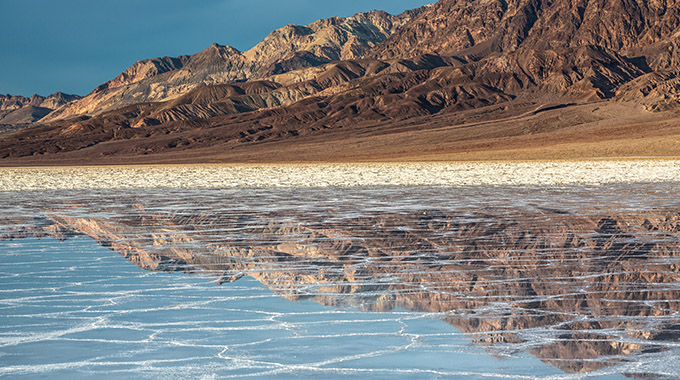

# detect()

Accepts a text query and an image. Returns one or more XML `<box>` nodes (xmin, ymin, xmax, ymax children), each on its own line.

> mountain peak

<box><xmin>189</xmin><ymin>43</ymin><xmax>242</xmax><ymax>67</ymax></box>
<box><xmin>204</xmin><ymin>42</ymin><xmax>240</xmax><ymax>53</ymax></box>
<box><xmin>39</xmin><ymin>6</ymin><xmax>425</xmax><ymax>121</ymax></box>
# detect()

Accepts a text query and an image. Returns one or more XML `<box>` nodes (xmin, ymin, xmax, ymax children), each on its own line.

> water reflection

<box><xmin>2</xmin><ymin>184</ymin><xmax>680</xmax><ymax>376</ymax></box>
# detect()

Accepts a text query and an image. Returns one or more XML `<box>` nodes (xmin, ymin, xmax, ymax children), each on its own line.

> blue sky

<box><xmin>0</xmin><ymin>0</ymin><xmax>430</xmax><ymax>97</ymax></box>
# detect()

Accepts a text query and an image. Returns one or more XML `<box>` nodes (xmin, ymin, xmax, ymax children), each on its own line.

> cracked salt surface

<box><xmin>0</xmin><ymin>160</ymin><xmax>679</xmax><ymax>190</ymax></box>
<box><xmin>1</xmin><ymin>237</ymin><xmax>580</xmax><ymax>380</ymax></box>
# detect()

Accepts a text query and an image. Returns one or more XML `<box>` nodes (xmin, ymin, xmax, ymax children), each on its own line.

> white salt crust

<box><xmin>0</xmin><ymin>161</ymin><xmax>679</xmax><ymax>190</ymax></box>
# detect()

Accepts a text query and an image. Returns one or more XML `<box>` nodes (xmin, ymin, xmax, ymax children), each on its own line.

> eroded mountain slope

<box><xmin>41</xmin><ymin>8</ymin><xmax>426</xmax><ymax>121</ymax></box>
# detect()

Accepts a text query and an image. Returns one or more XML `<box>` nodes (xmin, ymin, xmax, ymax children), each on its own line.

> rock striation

<box><xmin>368</xmin><ymin>0</ymin><xmax>680</xmax><ymax>101</ymax></box>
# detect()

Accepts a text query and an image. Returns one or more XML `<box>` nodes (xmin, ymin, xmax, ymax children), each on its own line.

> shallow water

<box><xmin>2</xmin><ymin>183</ymin><xmax>680</xmax><ymax>379</ymax></box>
<box><xmin>0</xmin><ymin>237</ymin><xmax>580</xmax><ymax>379</ymax></box>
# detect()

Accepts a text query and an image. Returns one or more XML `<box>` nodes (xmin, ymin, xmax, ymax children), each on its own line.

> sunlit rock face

<box><xmin>42</xmin><ymin>8</ymin><xmax>424</xmax><ymax>121</ymax></box>
<box><xmin>3</xmin><ymin>184</ymin><xmax>680</xmax><ymax>375</ymax></box>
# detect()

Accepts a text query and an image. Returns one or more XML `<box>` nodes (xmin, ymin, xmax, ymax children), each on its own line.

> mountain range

<box><xmin>2</xmin><ymin>0</ymin><xmax>680</xmax><ymax>164</ymax></box>
<box><xmin>0</xmin><ymin>92</ymin><xmax>80</xmax><ymax>134</ymax></box>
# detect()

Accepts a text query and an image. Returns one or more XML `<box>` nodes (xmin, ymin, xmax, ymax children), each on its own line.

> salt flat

<box><xmin>0</xmin><ymin>160</ymin><xmax>679</xmax><ymax>190</ymax></box>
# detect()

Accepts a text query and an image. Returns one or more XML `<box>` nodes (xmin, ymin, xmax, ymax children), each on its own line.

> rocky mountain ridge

<box><xmin>41</xmin><ymin>8</ymin><xmax>426</xmax><ymax>122</ymax></box>
<box><xmin>0</xmin><ymin>92</ymin><xmax>80</xmax><ymax>133</ymax></box>
<box><xmin>367</xmin><ymin>0</ymin><xmax>680</xmax><ymax>104</ymax></box>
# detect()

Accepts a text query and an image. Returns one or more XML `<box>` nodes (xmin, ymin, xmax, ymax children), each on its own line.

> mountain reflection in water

<box><xmin>3</xmin><ymin>184</ymin><xmax>680</xmax><ymax>376</ymax></box>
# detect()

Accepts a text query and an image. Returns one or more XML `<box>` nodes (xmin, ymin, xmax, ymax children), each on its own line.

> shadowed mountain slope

<box><xmin>0</xmin><ymin>92</ymin><xmax>80</xmax><ymax>135</ymax></box>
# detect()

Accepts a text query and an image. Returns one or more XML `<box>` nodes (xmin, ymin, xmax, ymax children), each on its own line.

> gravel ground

<box><xmin>0</xmin><ymin>160</ymin><xmax>679</xmax><ymax>190</ymax></box>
